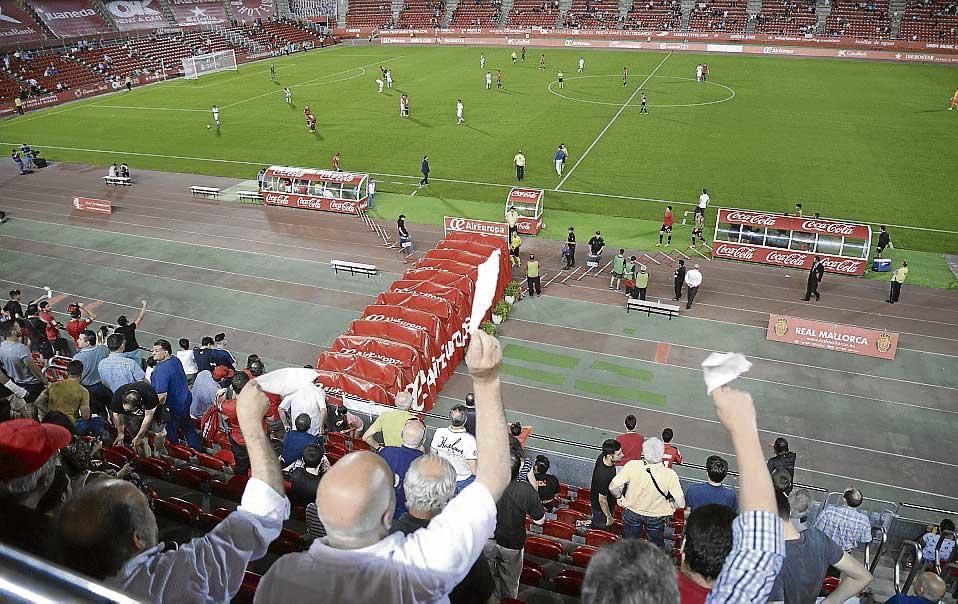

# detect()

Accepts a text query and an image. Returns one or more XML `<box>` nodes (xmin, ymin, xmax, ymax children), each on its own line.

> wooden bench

<box><xmin>191</xmin><ymin>186</ymin><xmax>221</xmax><ymax>198</ymax></box>
<box><xmin>626</xmin><ymin>298</ymin><xmax>681</xmax><ymax>319</ymax></box>
<box><xmin>103</xmin><ymin>176</ymin><xmax>131</xmax><ymax>186</ymax></box>
<box><xmin>237</xmin><ymin>191</ymin><xmax>262</xmax><ymax>202</ymax></box>
<box><xmin>331</xmin><ymin>259</ymin><xmax>377</xmax><ymax>277</ymax></box>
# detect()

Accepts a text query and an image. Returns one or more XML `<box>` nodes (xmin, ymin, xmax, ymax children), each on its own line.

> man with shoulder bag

<box><xmin>609</xmin><ymin>436</ymin><xmax>685</xmax><ymax>548</ymax></box>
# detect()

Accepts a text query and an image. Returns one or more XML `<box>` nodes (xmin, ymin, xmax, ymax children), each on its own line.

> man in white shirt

<box><xmin>456</xmin><ymin>99</ymin><xmax>464</xmax><ymax>125</ymax></box>
<box><xmin>578</xmin><ymin>57</ymin><xmax>585</xmax><ymax>73</ymax></box>
<box><xmin>696</xmin><ymin>188</ymin><xmax>710</xmax><ymax>219</ymax></box>
<box><xmin>431</xmin><ymin>404</ymin><xmax>478</xmax><ymax>493</ymax></box>
<box><xmin>254</xmin><ymin>330</ymin><xmax>511</xmax><ymax>604</ymax></box>
<box><xmin>258</xmin><ymin>367</ymin><xmax>326</xmax><ymax>437</ymax></box>
<box><xmin>685</xmin><ymin>263</ymin><xmax>703</xmax><ymax>309</ymax></box>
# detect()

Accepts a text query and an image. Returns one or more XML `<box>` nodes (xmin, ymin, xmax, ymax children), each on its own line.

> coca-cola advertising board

<box><xmin>506</xmin><ymin>187</ymin><xmax>544</xmax><ymax>234</ymax></box>
<box><xmin>766</xmin><ymin>314</ymin><xmax>899</xmax><ymax>360</ymax></box>
<box><xmin>261</xmin><ymin>192</ymin><xmax>367</xmax><ymax>214</ymax></box>
<box><xmin>711</xmin><ymin>241</ymin><xmax>868</xmax><ymax>276</ymax></box>
<box><xmin>717</xmin><ymin>208</ymin><xmax>871</xmax><ymax>240</ymax></box>
<box><xmin>103</xmin><ymin>0</ymin><xmax>167</xmax><ymax>31</ymax></box>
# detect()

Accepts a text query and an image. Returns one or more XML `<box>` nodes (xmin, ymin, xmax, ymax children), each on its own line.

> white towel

<box><xmin>468</xmin><ymin>249</ymin><xmax>501</xmax><ymax>334</ymax></box>
<box><xmin>701</xmin><ymin>352</ymin><xmax>752</xmax><ymax>394</ymax></box>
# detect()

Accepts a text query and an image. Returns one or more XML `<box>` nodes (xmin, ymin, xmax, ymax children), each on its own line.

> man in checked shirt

<box><xmin>813</xmin><ymin>488</ymin><xmax>874</xmax><ymax>553</ymax></box>
<box><xmin>582</xmin><ymin>386</ymin><xmax>786</xmax><ymax>604</ymax></box>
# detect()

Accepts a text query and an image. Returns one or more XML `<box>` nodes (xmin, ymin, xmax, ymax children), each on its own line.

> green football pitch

<box><xmin>2</xmin><ymin>45</ymin><xmax>957</xmax><ymax>253</ymax></box>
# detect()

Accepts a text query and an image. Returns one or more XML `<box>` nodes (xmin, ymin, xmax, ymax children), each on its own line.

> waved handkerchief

<box><xmin>255</xmin><ymin>367</ymin><xmax>320</xmax><ymax>397</ymax></box>
<box><xmin>468</xmin><ymin>249</ymin><xmax>502</xmax><ymax>335</ymax></box>
<box><xmin>701</xmin><ymin>352</ymin><xmax>752</xmax><ymax>395</ymax></box>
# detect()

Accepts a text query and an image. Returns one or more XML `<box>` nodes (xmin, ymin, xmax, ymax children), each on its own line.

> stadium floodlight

<box><xmin>181</xmin><ymin>49</ymin><xmax>238</xmax><ymax>80</ymax></box>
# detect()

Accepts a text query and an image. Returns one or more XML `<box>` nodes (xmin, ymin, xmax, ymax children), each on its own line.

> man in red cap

<box><xmin>0</xmin><ymin>418</ymin><xmax>72</xmax><ymax>555</ymax></box>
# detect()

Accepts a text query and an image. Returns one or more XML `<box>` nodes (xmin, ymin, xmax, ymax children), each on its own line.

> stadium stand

<box><xmin>397</xmin><ymin>0</ymin><xmax>446</xmax><ymax>28</ymax></box>
<box><xmin>7</xmin><ymin>52</ymin><xmax>103</xmax><ymax>94</ymax></box>
<box><xmin>623</xmin><ymin>0</ymin><xmax>683</xmax><ymax>29</ymax></box>
<box><xmin>899</xmin><ymin>0</ymin><xmax>958</xmax><ymax>41</ymax></box>
<box><xmin>824</xmin><ymin>0</ymin><xmax>892</xmax><ymax>37</ymax></box>
<box><xmin>345</xmin><ymin>0</ymin><xmax>395</xmax><ymax>28</ymax></box>
<box><xmin>754</xmin><ymin>0</ymin><xmax>818</xmax><ymax>33</ymax></box>
<box><xmin>562</xmin><ymin>0</ymin><xmax>621</xmax><ymax>29</ymax></box>
<box><xmin>449</xmin><ymin>0</ymin><xmax>503</xmax><ymax>27</ymax></box>
<box><xmin>687</xmin><ymin>0</ymin><xmax>749</xmax><ymax>31</ymax></box>
<box><xmin>508</xmin><ymin>0</ymin><xmax>561</xmax><ymax>27</ymax></box>
<box><xmin>26</xmin><ymin>0</ymin><xmax>114</xmax><ymax>38</ymax></box>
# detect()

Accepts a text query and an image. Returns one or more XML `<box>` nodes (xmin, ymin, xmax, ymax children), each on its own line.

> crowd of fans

<box><xmin>0</xmin><ymin>290</ymin><xmax>955</xmax><ymax>603</ymax></box>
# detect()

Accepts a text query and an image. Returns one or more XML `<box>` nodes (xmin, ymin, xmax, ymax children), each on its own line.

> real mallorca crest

<box><xmin>876</xmin><ymin>332</ymin><xmax>893</xmax><ymax>354</ymax></box>
<box><xmin>774</xmin><ymin>317</ymin><xmax>789</xmax><ymax>337</ymax></box>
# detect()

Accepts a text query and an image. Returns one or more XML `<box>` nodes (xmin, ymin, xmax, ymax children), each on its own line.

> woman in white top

<box><xmin>176</xmin><ymin>338</ymin><xmax>199</xmax><ymax>385</ymax></box>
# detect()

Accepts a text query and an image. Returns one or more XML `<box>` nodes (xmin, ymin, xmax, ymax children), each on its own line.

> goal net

<box><xmin>181</xmin><ymin>50</ymin><xmax>237</xmax><ymax>80</ymax></box>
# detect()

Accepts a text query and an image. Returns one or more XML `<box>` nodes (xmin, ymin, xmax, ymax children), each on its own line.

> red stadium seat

<box><xmin>350</xmin><ymin>438</ymin><xmax>371</xmax><ymax>451</ymax></box>
<box><xmin>542</xmin><ymin>520</ymin><xmax>576</xmax><ymax>541</ymax></box>
<box><xmin>154</xmin><ymin>498</ymin><xmax>197</xmax><ymax>523</ymax></box>
<box><xmin>194</xmin><ymin>452</ymin><xmax>228</xmax><ymax>472</ymax></box>
<box><xmin>575</xmin><ymin>487</ymin><xmax>591</xmax><ymax>501</ymax></box>
<box><xmin>569</xmin><ymin>499</ymin><xmax>592</xmax><ymax>515</ymax></box>
<box><xmin>820</xmin><ymin>576</ymin><xmax>840</xmax><ymax>596</ymax></box>
<box><xmin>195</xmin><ymin>512</ymin><xmax>222</xmax><ymax>532</ymax></box>
<box><xmin>212</xmin><ymin>507</ymin><xmax>234</xmax><ymax>520</ymax></box>
<box><xmin>136</xmin><ymin>457</ymin><xmax>172</xmax><ymax>478</ymax></box>
<box><xmin>165</xmin><ymin>443</ymin><xmax>195</xmax><ymax>462</ymax></box>
<box><xmin>584</xmin><ymin>529</ymin><xmax>619</xmax><ymax>547</ymax></box>
<box><xmin>557</xmin><ymin>483</ymin><xmax>570</xmax><ymax>499</ymax></box>
<box><xmin>169</xmin><ymin>466</ymin><xmax>211</xmax><ymax>491</ymax></box>
<box><xmin>211</xmin><ymin>475</ymin><xmax>248</xmax><ymax>501</ymax></box>
<box><xmin>168</xmin><ymin>497</ymin><xmax>202</xmax><ymax>518</ymax></box>
<box><xmin>212</xmin><ymin>448</ymin><xmax>235</xmax><ymax>468</ymax></box>
<box><xmin>325</xmin><ymin>432</ymin><xmax>348</xmax><ymax>448</ymax></box>
<box><xmin>326</xmin><ymin>443</ymin><xmax>348</xmax><ymax>463</ymax></box>
<box><xmin>556</xmin><ymin>508</ymin><xmax>588</xmax><ymax>527</ymax></box>
<box><xmin>570</xmin><ymin>545</ymin><xmax>598</xmax><ymax>567</ymax></box>
<box><xmin>100</xmin><ymin>447</ymin><xmax>133</xmax><ymax>467</ymax></box>
<box><xmin>554</xmin><ymin>569</ymin><xmax>585</xmax><ymax>597</ymax></box>
<box><xmin>519</xmin><ymin>561</ymin><xmax>544</xmax><ymax>587</ymax></box>
<box><xmin>524</xmin><ymin>536</ymin><xmax>563</xmax><ymax>560</ymax></box>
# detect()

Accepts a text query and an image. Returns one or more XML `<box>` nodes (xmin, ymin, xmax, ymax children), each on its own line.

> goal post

<box><xmin>181</xmin><ymin>50</ymin><xmax>238</xmax><ymax>80</ymax></box>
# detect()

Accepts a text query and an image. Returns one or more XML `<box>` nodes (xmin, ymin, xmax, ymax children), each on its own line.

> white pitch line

<box><xmin>555</xmin><ymin>52</ymin><xmax>672</xmax><ymax>191</ymax></box>
<box><xmin>93</xmin><ymin>105</ymin><xmax>210</xmax><ymax>112</ymax></box>
<box><xmin>2</xmin><ymin>139</ymin><xmax>956</xmax><ymax>236</ymax></box>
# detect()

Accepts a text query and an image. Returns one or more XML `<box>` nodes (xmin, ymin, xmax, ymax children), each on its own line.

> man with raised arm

<box><xmin>55</xmin><ymin>379</ymin><xmax>289</xmax><ymax>603</ymax></box>
<box><xmin>254</xmin><ymin>330</ymin><xmax>512</xmax><ymax>604</ymax></box>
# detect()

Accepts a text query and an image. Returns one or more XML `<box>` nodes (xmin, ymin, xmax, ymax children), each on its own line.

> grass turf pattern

<box><xmin>591</xmin><ymin>360</ymin><xmax>655</xmax><ymax>382</ymax></box>
<box><xmin>3</xmin><ymin>46</ymin><xmax>957</xmax><ymax>254</ymax></box>
<box><xmin>499</xmin><ymin>362</ymin><xmax>567</xmax><ymax>385</ymax></box>
<box><xmin>575</xmin><ymin>379</ymin><xmax>667</xmax><ymax>406</ymax></box>
<box><xmin>503</xmin><ymin>343</ymin><xmax>581</xmax><ymax>368</ymax></box>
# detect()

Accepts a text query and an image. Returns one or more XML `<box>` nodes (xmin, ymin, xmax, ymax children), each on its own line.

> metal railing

<box><xmin>894</xmin><ymin>540</ymin><xmax>922</xmax><ymax>594</ymax></box>
<box><xmin>0</xmin><ymin>543</ymin><xmax>137</xmax><ymax>603</ymax></box>
<box><xmin>865</xmin><ymin>526</ymin><xmax>887</xmax><ymax>574</ymax></box>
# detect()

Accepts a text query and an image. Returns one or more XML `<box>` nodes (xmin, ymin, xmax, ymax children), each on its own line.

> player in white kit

<box><xmin>211</xmin><ymin>104</ymin><xmax>219</xmax><ymax>128</ymax></box>
<box><xmin>695</xmin><ymin>64</ymin><xmax>704</xmax><ymax>82</ymax></box>
<box><xmin>578</xmin><ymin>57</ymin><xmax>585</xmax><ymax>73</ymax></box>
<box><xmin>485</xmin><ymin>71</ymin><xmax>492</xmax><ymax>90</ymax></box>
<box><xmin>284</xmin><ymin>87</ymin><xmax>292</xmax><ymax>103</ymax></box>
<box><xmin>456</xmin><ymin>99</ymin><xmax>464</xmax><ymax>125</ymax></box>
<box><xmin>376</xmin><ymin>78</ymin><xmax>384</xmax><ymax>93</ymax></box>
<box><xmin>385</xmin><ymin>69</ymin><xmax>393</xmax><ymax>88</ymax></box>
<box><xmin>480</xmin><ymin>53</ymin><xmax>485</xmax><ymax>69</ymax></box>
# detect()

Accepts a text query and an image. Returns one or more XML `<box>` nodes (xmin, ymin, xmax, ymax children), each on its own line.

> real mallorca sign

<box><xmin>766</xmin><ymin>314</ymin><xmax>899</xmax><ymax>360</ymax></box>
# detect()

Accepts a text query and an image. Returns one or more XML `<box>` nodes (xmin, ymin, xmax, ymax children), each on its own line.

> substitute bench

<box><xmin>626</xmin><ymin>298</ymin><xmax>681</xmax><ymax>319</ymax></box>
<box><xmin>331</xmin><ymin>259</ymin><xmax>378</xmax><ymax>277</ymax></box>
<box><xmin>191</xmin><ymin>186</ymin><xmax>221</xmax><ymax>198</ymax></box>
<box><xmin>237</xmin><ymin>191</ymin><xmax>262</xmax><ymax>202</ymax></box>
<box><xmin>103</xmin><ymin>176</ymin><xmax>131</xmax><ymax>186</ymax></box>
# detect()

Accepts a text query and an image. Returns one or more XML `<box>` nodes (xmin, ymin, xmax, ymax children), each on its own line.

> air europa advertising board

<box><xmin>766</xmin><ymin>314</ymin><xmax>899</xmax><ymax>359</ymax></box>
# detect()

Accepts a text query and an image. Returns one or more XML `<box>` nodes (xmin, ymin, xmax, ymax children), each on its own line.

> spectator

<box><xmin>586</xmin><ymin>386</ymin><xmax>786</xmax><ymax>603</ymax></box>
<box><xmin>281</xmin><ymin>413</ymin><xmax>322</xmax><ymax>467</ymax></box>
<box><xmin>679</xmin><ymin>504</ymin><xmax>736</xmax><ymax>603</ymax></box>
<box><xmin>65</xmin><ymin>303</ymin><xmax>96</xmax><ymax>345</ymax></box>
<box><xmin>884</xmin><ymin>572</ymin><xmax>946</xmax><ymax>604</ymax></box>
<box><xmin>590</xmin><ymin>439</ymin><xmax>622</xmax><ymax>529</ymax></box>
<box><xmin>175</xmin><ymin>338</ymin><xmax>198</xmax><ymax>385</ymax></box>
<box><xmin>110</xmin><ymin>381</ymin><xmax>165</xmax><ymax>457</ymax></box>
<box><xmin>662</xmin><ymin>427</ymin><xmax>683</xmax><ymax>467</ymax></box>
<box><xmin>615</xmin><ymin>413</ymin><xmax>644</xmax><ymax>465</ymax></box>
<box><xmin>189</xmin><ymin>367</ymin><xmax>220</xmax><ymax>418</ymax></box>
<box><xmin>35</xmin><ymin>360</ymin><xmax>99</xmax><ymax>435</ymax></box>
<box><xmin>463</xmin><ymin>392</ymin><xmax>476</xmax><ymax>435</ymax></box>
<box><xmin>211</xmin><ymin>333</ymin><xmax>236</xmax><ymax>369</ymax></box>
<box><xmin>769</xmin><ymin>470</ymin><xmax>872</xmax><ymax>603</ymax></box>
<box><xmin>0</xmin><ymin>419</ymin><xmax>72</xmax><ymax>556</ymax></box>
<box><xmin>114</xmin><ymin>301</ymin><xmax>147</xmax><ymax>362</ymax></box>
<box><xmin>531</xmin><ymin>454</ymin><xmax>560</xmax><ymax>511</ymax></box>
<box><xmin>610</xmin><ymin>437</ymin><xmax>685</xmax><ymax>547</ymax></box>
<box><xmin>73</xmin><ymin>330</ymin><xmax>110</xmax><ymax>418</ymax></box>
<box><xmin>98</xmin><ymin>334</ymin><xmax>144</xmax><ymax>394</ymax></box>
<box><xmin>54</xmin><ymin>378</ymin><xmax>290</xmax><ymax>602</ymax></box>
<box><xmin>277</xmin><ymin>380</ymin><xmax>325</xmax><ymax>438</ymax></box>
<box><xmin>391</xmin><ymin>454</ymin><xmax>495</xmax><ymax>604</ymax></box>
<box><xmin>254</xmin><ymin>330</ymin><xmax>511</xmax><ymax>603</ymax></box>
<box><xmin>3</xmin><ymin>290</ymin><xmax>24</xmax><ymax>322</ymax></box>
<box><xmin>767</xmin><ymin>437</ymin><xmax>796</xmax><ymax>489</ymax></box>
<box><xmin>24</xmin><ymin>304</ymin><xmax>54</xmax><ymax>358</ymax></box>
<box><xmin>1</xmin><ymin>320</ymin><xmax>48</xmax><ymax>403</ymax></box>
<box><xmin>685</xmin><ymin>455</ymin><xmax>737</xmax><ymax>513</ymax></box>
<box><xmin>288</xmin><ymin>443</ymin><xmax>325</xmax><ymax>506</ymax></box>
<box><xmin>431</xmin><ymin>404</ymin><xmax>478</xmax><ymax>492</ymax></box>
<box><xmin>217</xmin><ymin>372</ymin><xmax>254</xmax><ymax>475</ymax></box>
<box><xmin>918</xmin><ymin>519</ymin><xmax>955</xmax><ymax>571</ymax></box>
<box><xmin>789</xmin><ymin>488</ymin><xmax>812</xmax><ymax>531</ymax></box>
<box><xmin>193</xmin><ymin>337</ymin><xmax>215</xmax><ymax>375</ymax></box>
<box><xmin>362</xmin><ymin>390</ymin><xmax>416</xmax><ymax>450</ymax></box>
<box><xmin>37</xmin><ymin>301</ymin><xmax>64</xmax><ymax>351</ymax></box>
<box><xmin>42</xmin><ymin>411</ymin><xmax>99</xmax><ymax>477</ymax></box>
<box><xmin>150</xmin><ymin>339</ymin><xmax>202</xmax><ymax>451</ymax></box>
<box><xmin>484</xmin><ymin>449</ymin><xmax>546</xmax><ymax>600</ymax></box>
<box><xmin>813</xmin><ymin>487</ymin><xmax>873</xmax><ymax>552</ymax></box>
<box><xmin>379</xmin><ymin>417</ymin><xmax>426</xmax><ymax>519</ymax></box>
<box><xmin>324</xmin><ymin>402</ymin><xmax>363</xmax><ymax>439</ymax></box>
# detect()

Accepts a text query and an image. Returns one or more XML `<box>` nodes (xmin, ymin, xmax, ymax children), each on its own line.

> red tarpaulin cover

<box><xmin>329</xmin><ymin>335</ymin><xmax>436</xmax><ymax>404</ymax></box>
<box><xmin>437</xmin><ymin>239</ymin><xmax>510</xmax><ymax>289</ymax></box>
<box><xmin>314</xmin><ymin>370</ymin><xmax>393</xmax><ymax>406</ymax></box>
<box><xmin>445</xmin><ymin>230</ymin><xmax>510</xmax><ymax>257</ymax></box>
<box><xmin>354</xmin><ymin>312</ymin><xmax>441</xmax><ymax>362</ymax></box>
<box><xmin>389</xmin><ymin>280</ymin><xmax>470</xmax><ymax>325</ymax></box>
<box><xmin>423</xmin><ymin>248</ymin><xmax>507</xmax><ymax>302</ymax></box>
<box><xmin>374</xmin><ymin>291</ymin><xmax>464</xmax><ymax>367</ymax></box>
<box><xmin>402</xmin><ymin>267</ymin><xmax>476</xmax><ymax>300</ymax></box>
<box><xmin>316</xmin><ymin>352</ymin><xmax>406</xmax><ymax>394</ymax></box>
<box><xmin>346</xmin><ymin>319</ymin><xmax>436</xmax><ymax>381</ymax></box>
<box><xmin>362</xmin><ymin>304</ymin><xmax>445</xmax><ymax>351</ymax></box>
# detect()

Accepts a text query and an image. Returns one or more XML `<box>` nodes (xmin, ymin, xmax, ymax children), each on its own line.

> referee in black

<box><xmin>673</xmin><ymin>259</ymin><xmax>686</xmax><ymax>301</ymax></box>
<box><xmin>876</xmin><ymin>226</ymin><xmax>891</xmax><ymax>258</ymax></box>
<box><xmin>566</xmin><ymin>227</ymin><xmax>576</xmax><ymax>268</ymax></box>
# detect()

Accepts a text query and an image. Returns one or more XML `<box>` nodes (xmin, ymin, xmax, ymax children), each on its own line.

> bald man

<box><xmin>255</xmin><ymin>329</ymin><xmax>512</xmax><ymax>604</ymax></box>
<box><xmin>885</xmin><ymin>572</ymin><xmax>946</xmax><ymax>603</ymax></box>
<box><xmin>54</xmin><ymin>379</ymin><xmax>289</xmax><ymax>603</ymax></box>
<box><xmin>380</xmin><ymin>418</ymin><xmax>426</xmax><ymax>519</ymax></box>
<box><xmin>362</xmin><ymin>390</ymin><xmax>416</xmax><ymax>450</ymax></box>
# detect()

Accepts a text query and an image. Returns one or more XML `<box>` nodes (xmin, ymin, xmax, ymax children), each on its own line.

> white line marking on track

<box><xmin>555</xmin><ymin>52</ymin><xmax>672</xmax><ymax>190</ymax></box>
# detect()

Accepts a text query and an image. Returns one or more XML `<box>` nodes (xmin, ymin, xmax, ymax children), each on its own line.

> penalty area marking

<box><xmin>548</xmin><ymin>74</ymin><xmax>736</xmax><ymax>108</ymax></box>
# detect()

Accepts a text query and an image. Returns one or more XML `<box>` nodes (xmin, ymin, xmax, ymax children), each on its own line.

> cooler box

<box><xmin>587</xmin><ymin>253</ymin><xmax>600</xmax><ymax>268</ymax></box>
<box><xmin>872</xmin><ymin>258</ymin><xmax>891</xmax><ymax>272</ymax></box>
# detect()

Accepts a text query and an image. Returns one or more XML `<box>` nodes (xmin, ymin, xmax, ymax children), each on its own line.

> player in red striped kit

<box><xmin>657</xmin><ymin>205</ymin><xmax>674</xmax><ymax>247</ymax></box>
